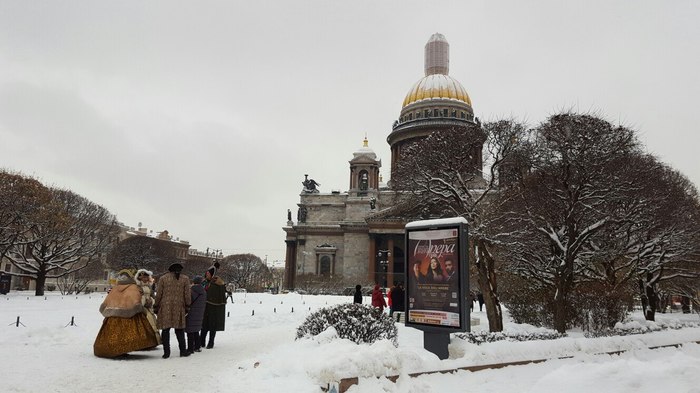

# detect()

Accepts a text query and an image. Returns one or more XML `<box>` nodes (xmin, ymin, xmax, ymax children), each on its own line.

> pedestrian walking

<box><xmin>371</xmin><ymin>284</ymin><xmax>386</xmax><ymax>312</ymax></box>
<box><xmin>352</xmin><ymin>284</ymin><xmax>363</xmax><ymax>304</ymax></box>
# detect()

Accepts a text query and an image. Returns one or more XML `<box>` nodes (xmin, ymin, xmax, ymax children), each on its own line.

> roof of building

<box><xmin>402</xmin><ymin>74</ymin><xmax>472</xmax><ymax>108</ymax></box>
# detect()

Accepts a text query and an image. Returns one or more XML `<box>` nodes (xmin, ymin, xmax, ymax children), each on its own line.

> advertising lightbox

<box><xmin>405</xmin><ymin>217</ymin><xmax>469</xmax><ymax>332</ymax></box>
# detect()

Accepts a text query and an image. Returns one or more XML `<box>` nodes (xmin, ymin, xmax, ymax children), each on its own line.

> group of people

<box><xmin>353</xmin><ymin>282</ymin><xmax>406</xmax><ymax>316</ymax></box>
<box><xmin>469</xmin><ymin>290</ymin><xmax>485</xmax><ymax>312</ymax></box>
<box><xmin>94</xmin><ymin>261</ymin><xmax>227</xmax><ymax>359</ymax></box>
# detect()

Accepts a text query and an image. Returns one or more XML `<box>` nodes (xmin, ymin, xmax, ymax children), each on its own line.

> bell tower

<box><xmin>349</xmin><ymin>136</ymin><xmax>381</xmax><ymax>197</ymax></box>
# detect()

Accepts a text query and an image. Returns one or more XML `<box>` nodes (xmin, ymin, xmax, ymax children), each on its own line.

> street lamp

<box><xmin>377</xmin><ymin>249</ymin><xmax>391</xmax><ymax>288</ymax></box>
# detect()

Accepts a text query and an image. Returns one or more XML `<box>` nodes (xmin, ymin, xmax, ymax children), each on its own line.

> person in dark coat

<box><xmin>353</xmin><ymin>284</ymin><xmax>363</xmax><ymax>304</ymax></box>
<box><xmin>477</xmin><ymin>292</ymin><xmax>485</xmax><ymax>312</ymax></box>
<box><xmin>186</xmin><ymin>276</ymin><xmax>206</xmax><ymax>354</ymax></box>
<box><xmin>154</xmin><ymin>262</ymin><xmax>191</xmax><ymax>358</ymax></box>
<box><xmin>390</xmin><ymin>283</ymin><xmax>405</xmax><ymax>315</ymax></box>
<box><xmin>201</xmin><ymin>262</ymin><xmax>226</xmax><ymax>349</ymax></box>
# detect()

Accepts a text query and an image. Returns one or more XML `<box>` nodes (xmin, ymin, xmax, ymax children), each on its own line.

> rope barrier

<box><xmin>64</xmin><ymin>316</ymin><xmax>77</xmax><ymax>327</ymax></box>
<box><xmin>8</xmin><ymin>316</ymin><xmax>25</xmax><ymax>327</ymax></box>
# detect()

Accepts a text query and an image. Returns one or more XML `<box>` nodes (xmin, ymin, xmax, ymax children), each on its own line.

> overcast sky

<box><xmin>1</xmin><ymin>1</ymin><xmax>698</xmax><ymax>264</ymax></box>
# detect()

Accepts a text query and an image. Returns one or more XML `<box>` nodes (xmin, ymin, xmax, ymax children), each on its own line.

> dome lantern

<box><xmin>425</xmin><ymin>33</ymin><xmax>449</xmax><ymax>76</ymax></box>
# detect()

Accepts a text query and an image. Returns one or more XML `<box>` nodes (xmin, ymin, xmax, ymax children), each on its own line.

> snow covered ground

<box><xmin>1</xmin><ymin>291</ymin><xmax>699</xmax><ymax>393</ymax></box>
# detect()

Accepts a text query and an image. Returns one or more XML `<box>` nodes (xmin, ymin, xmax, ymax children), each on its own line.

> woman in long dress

<box><xmin>93</xmin><ymin>270</ymin><xmax>160</xmax><ymax>358</ymax></box>
<box><xmin>135</xmin><ymin>269</ymin><xmax>161</xmax><ymax>346</ymax></box>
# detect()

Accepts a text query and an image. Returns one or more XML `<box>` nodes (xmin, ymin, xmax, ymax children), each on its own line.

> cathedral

<box><xmin>283</xmin><ymin>33</ymin><xmax>482</xmax><ymax>290</ymax></box>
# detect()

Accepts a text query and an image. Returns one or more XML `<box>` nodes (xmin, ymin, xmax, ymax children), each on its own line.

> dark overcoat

<box><xmin>202</xmin><ymin>276</ymin><xmax>226</xmax><ymax>332</ymax></box>
<box><xmin>186</xmin><ymin>284</ymin><xmax>207</xmax><ymax>333</ymax></box>
<box><xmin>154</xmin><ymin>272</ymin><xmax>191</xmax><ymax>329</ymax></box>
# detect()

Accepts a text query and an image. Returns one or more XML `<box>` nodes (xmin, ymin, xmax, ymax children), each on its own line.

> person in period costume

<box><xmin>371</xmin><ymin>284</ymin><xmax>387</xmax><ymax>312</ymax></box>
<box><xmin>93</xmin><ymin>270</ymin><xmax>159</xmax><ymax>358</ymax></box>
<box><xmin>353</xmin><ymin>284</ymin><xmax>363</xmax><ymax>304</ymax></box>
<box><xmin>200</xmin><ymin>262</ymin><xmax>226</xmax><ymax>349</ymax></box>
<box><xmin>154</xmin><ymin>263</ymin><xmax>191</xmax><ymax>358</ymax></box>
<box><xmin>186</xmin><ymin>276</ymin><xmax>207</xmax><ymax>354</ymax></box>
<box><xmin>135</xmin><ymin>269</ymin><xmax>161</xmax><ymax>346</ymax></box>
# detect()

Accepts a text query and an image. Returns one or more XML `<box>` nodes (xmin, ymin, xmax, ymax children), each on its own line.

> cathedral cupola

<box><xmin>388</xmin><ymin>33</ymin><xmax>478</xmax><ymax>181</ymax></box>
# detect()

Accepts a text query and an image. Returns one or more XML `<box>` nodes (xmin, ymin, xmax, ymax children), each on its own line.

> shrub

<box><xmin>570</xmin><ymin>282</ymin><xmax>635</xmax><ymax>334</ymax></box>
<box><xmin>455</xmin><ymin>330</ymin><xmax>566</xmax><ymax>344</ymax></box>
<box><xmin>296</xmin><ymin>303</ymin><xmax>398</xmax><ymax>346</ymax></box>
<box><xmin>46</xmin><ymin>285</ymin><xmax>56</xmax><ymax>292</ymax></box>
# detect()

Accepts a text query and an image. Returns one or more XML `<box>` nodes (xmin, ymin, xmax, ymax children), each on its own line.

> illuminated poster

<box><xmin>406</xmin><ymin>222</ymin><xmax>465</xmax><ymax>330</ymax></box>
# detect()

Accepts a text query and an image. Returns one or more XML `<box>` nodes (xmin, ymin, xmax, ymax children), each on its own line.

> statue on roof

<box><xmin>302</xmin><ymin>174</ymin><xmax>320</xmax><ymax>193</ymax></box>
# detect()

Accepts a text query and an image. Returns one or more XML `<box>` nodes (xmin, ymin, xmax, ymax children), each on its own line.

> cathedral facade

<box><xmin>283</xmin><ymin>33</ymin><xmax>481</xmax><ymax>290</ymax></box>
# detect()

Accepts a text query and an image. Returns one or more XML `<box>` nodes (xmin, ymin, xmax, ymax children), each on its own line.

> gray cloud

<box><xmin>1</xmin><ymin>0</ymin><xmax>698</xmax><ymax>262</ymax></box>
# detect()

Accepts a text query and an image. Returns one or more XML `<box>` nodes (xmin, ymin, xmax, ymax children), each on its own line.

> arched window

<box><xmin>358</xmin><ymin>170</ymin><xmax>369</xmax><ymax>191</ymax></box>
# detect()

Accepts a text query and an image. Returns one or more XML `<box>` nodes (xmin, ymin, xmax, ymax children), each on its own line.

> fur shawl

<box><xmin>99</xmin><ymin>283</ymin><xmax>144</xmax><ymax>318</ymax></box>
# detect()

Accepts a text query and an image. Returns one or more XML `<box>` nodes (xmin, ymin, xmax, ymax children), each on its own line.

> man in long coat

<box><xmin>154</xmin><ymin>262</ymin><xmax>191</xmax><ymax>358</ymax></box>
<box><xmin>201</xmin><ymin>262</ymin><xmax>226</xmax><ymax>349</ymax></box>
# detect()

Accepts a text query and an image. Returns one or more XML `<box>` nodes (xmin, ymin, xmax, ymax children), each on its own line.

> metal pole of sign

<box><xmin>424</xmin><ymin>331</ymin><xmax>450</xmax><ymax>360</ymax></box>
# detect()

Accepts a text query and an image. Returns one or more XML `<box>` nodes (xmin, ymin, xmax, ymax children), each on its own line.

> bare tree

<box><xmin>497</xmin><ymin>113</ymin><xmax>643</xmax><ymax>332</ymax></box>
<box><xmin>57</xmin><ymin>257</ymin><xmax>107</xmax><ymax>294</ymax></box>
<box><xmin>0</xmin><ymin>170</ymin><xmax>50</xmax><ymax>260</ymax></box>
<box><xmin>220</xmin><ymin>253</ymin><xmax>271</xmax><ymax>291</ymax></box>
<box><xmin>106</xmin><ymin>235</ymin><xmax>176</xmax><ymax>275</ymax></box>
<box><xmin>4</xmin><ymin>187</ymin><xmax>119</xmax><ymax>296</ymax></box>
<box><xmin>392</xmin><ymin>119</ymin><xmax>529</xmax><ymax>332</ymax></box>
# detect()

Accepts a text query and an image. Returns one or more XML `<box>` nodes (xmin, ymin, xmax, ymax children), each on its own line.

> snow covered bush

<box><xmin>454</xmin><ymin>330</ymin><xmax>565</xmax><ymax>345</ymax></box>
<box><xmin>295</xmin><ymin>303</ymin><xmax>398</xmax><ymax>346</ymax></box>
<box><xmin>585</xmin><ymin>319</ymin><xmax>700</xmax><ymax>338</ymax></box>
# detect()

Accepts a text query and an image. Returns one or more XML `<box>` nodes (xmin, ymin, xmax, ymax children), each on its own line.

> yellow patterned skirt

<box><xmin>93</xmin><ymin>313</ymin><xmax>160</xmax><ymax>358</ymax></box>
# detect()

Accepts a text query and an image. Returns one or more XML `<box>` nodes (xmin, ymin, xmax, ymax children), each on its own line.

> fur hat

<box><xmin>116</xmin><ymin>269</ymin><xmax>135</xmax><ymax>284</ymax></box>
<box><xmin>206</xmin><ymin>261</ymin><xmax>221</xmax><ymax>277</ymax></box>
<box><xmin>192</xmin><ymin>275</ymin><xmax>203</xmax><ymax>285</ymax></box>
<box><xmin>134</xmin><ymin>269</ymin><xmax>153</xmax><ymax>283</ymax></box>
<box><xmin>168</xmin><ymin>262</ymin><xmax>184</xmax><ymax>273</ymax></box>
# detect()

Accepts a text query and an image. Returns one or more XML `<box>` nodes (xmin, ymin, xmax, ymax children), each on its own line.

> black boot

<box><xmin>186</xmin><ymin>332</ymin><xmax>194</xmax><ymax>354</ymax></box>
<box><xmin>161</xmin><ymin>328</ymin><xmax>171</xmax><ymax>359</ymax></box>
<box><xmin>206</xmin><ymin>331</ymin><xmax>216</xmax><ymax>349</ymax></box>
<box><xmin>200</xmin><ymin>329</ymin><xmax>208</xmax><ymax>349</ymax></box>
<box><xmin>176</xmin><ymin>329</ymin><xmax>190</xmax><ymax>357</ymax></box>
<box><xmin>194</xmin><ymin>331</ymin><xmax>202</xmax><ymax>352</ymax></box>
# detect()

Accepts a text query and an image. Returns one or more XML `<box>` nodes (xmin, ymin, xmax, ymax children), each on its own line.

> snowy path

<box><xmin>1</xmin><ymin>292</ymin><xmax>699</xmax><ymax>393</ymax></box>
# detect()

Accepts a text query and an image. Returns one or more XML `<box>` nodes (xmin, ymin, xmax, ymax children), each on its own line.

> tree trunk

<box><xmin>644</xmin><ymin>283</ymin><xmax>658</xmax><ymax>321</ymax></box>
<box><xmin>475</xmin><ymin>239</ymin><xmax>503</xmax><ymax>332</ymax></box>
<box><xmin>552</xmin><ymin>268</ymin><xmax>573</xmax><ymax>334</ymax></box>
<box><xmin>34</xmin><ymin>273</ymin><xmax>46</xmax><ymax>296</ymax></box>
<box><xmin>552</xmin><ymin>287</ymin><xmax>567</xmax><ymax>333</ymax></box>
<box><xmin>641</xmin><ymin>273</ymin><xmax>658</xmax><ymax>321</ymax></box>
<box><xmin>638</xmin><ymin>279</ymin><xmax>649</xmax><ymax>317</ymax></box>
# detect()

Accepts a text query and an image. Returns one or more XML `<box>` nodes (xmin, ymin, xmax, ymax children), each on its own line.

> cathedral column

<box><xmin>368</xmin><ymin>236</ymin><xmax>376</xmax><ymax>284</ymax></box>
<box><xmin>387</xmin><ymin>238</ymin><xmax>395</xmax><ymax>288</ymax></box>
<box><xmin>284</xmin><ymin>240</ymin><xmax>297</xmax><ymax>290</ymax></box>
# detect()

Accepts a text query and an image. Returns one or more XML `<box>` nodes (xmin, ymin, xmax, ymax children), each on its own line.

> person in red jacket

<box><xmin>371</xmin><ymin>284</ymin><xmax>387</xmax><ymax>312</ymax></box>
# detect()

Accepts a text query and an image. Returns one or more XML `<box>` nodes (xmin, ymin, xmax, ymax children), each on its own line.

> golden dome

<box><xmin>401</xmin><ymin>74</ymin><xmax>472</xmax><ymax>108</ymax></box>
